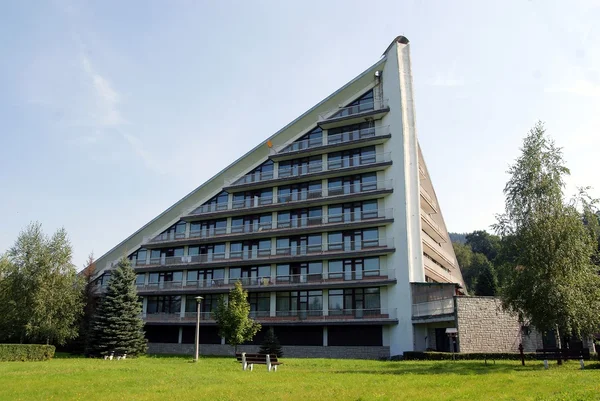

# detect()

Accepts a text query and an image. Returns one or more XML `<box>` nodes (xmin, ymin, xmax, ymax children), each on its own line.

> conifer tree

<box><xmin>87</xmin><ymin>258</ymin><xmax>147</xmax><ymax>357</ymax></box>
<box><xmin>259</xmin><ymin>327</ymin><xmax>283</xmax><ymax>357</ymax></box>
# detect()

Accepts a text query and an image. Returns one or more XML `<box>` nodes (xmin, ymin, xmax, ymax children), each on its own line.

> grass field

<box><xmin>0</xmin><ymin>355</ymin><xmax>599</xmax><ymax>401</ymax></box>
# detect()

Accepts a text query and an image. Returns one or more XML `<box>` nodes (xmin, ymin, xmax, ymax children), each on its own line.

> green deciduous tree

<box><xmin>259</xmin><ymin>327</ymin><xmax>283</xmax><ymax>357</ymax></box>
<box><xmin>465</xmin><ymin>230</ymin><xmax>501</xmax><ymax>262</ymax></box>
<box><xmin>0</xmin><ymin>223</ymin><xmax>83</xmax><ymax>345</ymax></box>
<box><xmin>87</xmin><ymin>258</ymin><xmax>147</xmax><ymax>357</ymax></box>
<box><xmin>473</xmin><ymin>258</ymin><xmax>498</xmax><ymax>296</ymax></box>
<box><xmin>214</xmin><ymin>281</ymin><xmax>261</xmax><ymax>352</ymax></box>
<box><xmin>494</xmin><ymin>122</ymin><xmax>600</xmax><ymax>339</ymax></box>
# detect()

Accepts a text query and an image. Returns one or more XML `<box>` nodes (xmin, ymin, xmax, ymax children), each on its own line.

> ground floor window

<box><xmin>328</xmin><ymin>325</ymin><xmax>382</xmax><ymax>346</ymax></box>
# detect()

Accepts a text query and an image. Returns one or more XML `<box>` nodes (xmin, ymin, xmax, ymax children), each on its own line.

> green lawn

<box><xmin>0</xmin><ymin>355</ymin><xmax>599</xmax><ymax>401</ymax></box>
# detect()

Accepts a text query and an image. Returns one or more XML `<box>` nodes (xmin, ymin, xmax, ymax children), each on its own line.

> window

<box><xmin>234</xmin><ymin>160</ymin><xmax>274</xmax><ymax>185</ymax></box>
<box><xmin>328</xmin><ymin>229</ymin><xmax>379</xmax><ymax>251</ymax></box>
<box><xmin>185</xmin><ymin>268</ymin><xmax>225</xmax><ymax>287</ymax></box>
<box><xmin>276</xmin><ymin>234</ymin><xmax>322</xmax><ymax>255</ymax></box>
<box><xmin>328</xmin><ymin>257</ymin><xmax>379</xmax><ymax>280</ymax></box>
<box><xmin>232</xmin><ymin>188</ymin><xmax>273</xmax><ymax>209</ymax></box>
<box><xmin>248</xmin><ymin>292</ymin><xmax>271</xmax><ymax>317</ymax></box>
<box><xmin>279</xmin><ymin>156</ymin><xmax>322</xmax><ymax>178</ymax></box>
<box><xmin>327</xmin><ymin>173</ymin><xmax>377</xmax><ymax>196</ymax></box>
<box><xmin>277</xmin><ymin>207</ymin><xmax>322</xmax><ymax>229</ymax></box>
<box><xmin>328</xmin><ymin>146</ymin><xmax>376</xmax><ymax>170</ymax></box>
<box><xmin>277</xmin><ymin>181</ymin><xmax>322</xmax><ymax>203</ymax></box>
<box><xmin>328</xmin><ymin>122</ymin><xmax>375</xmax><ymax>144</ymax></box>
<box><xmin>327</xmin><ymin>200</ymin><xmax>378</xmax><ymax>223</ymax></box>
<box><xmin>195</xmin><ymin>191</ymin><xmax>229</xmax><ymax>213</ymax></box>
<box><xmin>189</xmin><ymin>219</ymin><xmax>227</xmax><ymax>238</ymax></box>
<box><xmin>147</xmin><ymin>271</ymin><xmax>183</xmax><ymax>289</ymax></box>
<box><xmin>188</xmin><ymin>243</ymin><xmax>226</xmax><ymax>262</ymax></box>
<box><xmin>185</xmin><ymin>294</ymin><xmax>219</xmax><ymax>317</ymax></box>
<box><xmin>281</xmin><ymin>127</ymin><xmax>323</xmax><ymax>153</ymax></box>
<box><xmin>230</xmin><ymin>239</ymin><xmax>272</xmax><ymax>260</ymax></box>
<box><xmin>129</xmin><ymin>248</ymin><xmax>148</xmax><ymax>266</ymax></box>
<box><xmin>328</xmin><ymin>288</ymin><xmax>380</xmax><ymax>316</ymax></box>
<box><xmin>229</xmin><ymin>265</ymin><xmax>271</xmax><ymax>286</ymax></box>
<box><xmin>276</xmin><ymin>262</ymin><xmax>322</xmax><ymax>283</ymax></box>
<box><xmin>153</xmin><ymin>221</ymin><xmax>186</xmax><ymax>242</ymax></box>
<box><xmin>146</xmin><ymin>296</ymin><xmax>181</xmax><ymax>314</ymax></box>
<box><xmin>135</xmin><ymin>274</ymin><xmax>145</xmax><ymax>286</ymax></box>
<box><xmin>149</xmin><ymin>247</ymin><xmax>184</xmax><ymax>264</ymax></box>
<box><xmin>231</xmin><ymin>213</ymin><xmax>272</xmax><ymax>234</ymax></box>
<box><xmin>331</xmin><ymin>90</ymin><xmax>374</xmax><ymax>118</ymax></box>
<box><xmin>276</xmin><ymin>291</ymin><xmax>323</xmax><ymax>317</ymax></box>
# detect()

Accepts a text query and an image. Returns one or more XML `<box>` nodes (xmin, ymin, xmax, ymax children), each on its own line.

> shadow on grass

<box><xmin>332</xmin><ymin>360</ymin><xmax>594</xmax><ymax>376</ymax></box>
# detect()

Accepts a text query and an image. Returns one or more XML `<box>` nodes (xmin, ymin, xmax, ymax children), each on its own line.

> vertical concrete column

<box><xmin>226</xmin><ymin>217</ymin><xmax>232</xmax><ymax>234</ymax></box>
<box><xmin>322</xmin><ymin>129</ymin><xmax>328</xmax><ymax>146</ymax></box>
<box><xmin>269</xmin><ymin>292</ymin><xmax>276</xmax><ymax>317</ymax></box>
<box><xmin>271</xmin><ymin>212</ymin><xmax>277</xmax><ymax>230</ymax></box>
<box><xmin>270</xmin><ymin>264</ymin><xmax>277</xmax><ymax>284</ymax></box>
<box><xmin>323</xmin><ymin>326</ymin><xmax>328</xmax><ymax>347</ymax></box>
<box><xmin>142</xmin><ymin>297</ymin><xmax>147</xmax><ymax>317</ymax></box>
<box><xmin>321</xmin><ymin>153</ymin><xmax>328</xmax><ymax>173</ymax></box>
<box><xmin>178</xmin><ymin>327</ymin><xmax>183</xmax><ymax>344</ymax></box>
<box><xmin>227</xmin><ymin>193</ymin><xmax>233</xmax><ymax>210</ymax></box>
<box><xmin>224</xmin><ymin>267</ymin><xmax>230</xmax><ymax>285</ymax></box>
<box><xmin>322</xmin><ymin>289</ymin><xmax>329</xmax><ymax>316</ymax></box>
<box><xmin>322</xmin><ymin>260</ymin><xmax>328</xmax><ymax>280</ymax></box>
<box><xmin>180</xmin><ymin>296</ymin><xmax>186</xmax><ymax>318</ymax></box>
<box><xmin>184</xmin><ymin>222</ymin><xmax>190</xmax><ymax>239</ymax></box>
<box><xmin>271</xmin><ymin>238</ymin><xmax>277</xmax><ymax>256</ymax></box>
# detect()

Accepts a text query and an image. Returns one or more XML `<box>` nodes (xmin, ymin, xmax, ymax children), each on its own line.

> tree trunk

<box><xmin>555</xmin><ymin>324</ymin><xmax>563</xmax><ymax>365</ymax></box>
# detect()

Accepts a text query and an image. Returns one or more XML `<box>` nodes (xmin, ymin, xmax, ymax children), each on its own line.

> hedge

<box><xmin>402</xmin><ymin>351</ymin><xmax>538</xmax><ymax>361</ymax></box>
<box><xmin>0</xmin><ymin>344</ymin><xmax>56</xmax><ymax>362</ymax></box>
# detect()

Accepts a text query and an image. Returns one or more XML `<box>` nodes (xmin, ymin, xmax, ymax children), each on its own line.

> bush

<box><xmin>0</xmin><ymin>344</ymin><xmax>56</xmax><ymax>362</ymax></box>
<box><xmin>402</xmin><ymin>351</ymin><xmax>538</xmax><ymax>361</ymax></box>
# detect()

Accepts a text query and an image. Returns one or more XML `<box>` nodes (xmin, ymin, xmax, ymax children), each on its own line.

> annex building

<box><xmin>92</xmin><ymin>36</ymin><xmax>469</xmax><ymax>359</ymax></box>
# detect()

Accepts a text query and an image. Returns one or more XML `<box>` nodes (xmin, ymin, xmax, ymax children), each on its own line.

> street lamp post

<box><xmin>194</xmin><ymin>296</ymin><xmax>203</xmax><ymax>362</ymax></box>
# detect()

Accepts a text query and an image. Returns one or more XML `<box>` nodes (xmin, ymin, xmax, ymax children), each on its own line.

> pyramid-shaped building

<box><xmin>92</xmin><ymin>36</ymin><xmax>465</xmax><ymax>358</ymax></box>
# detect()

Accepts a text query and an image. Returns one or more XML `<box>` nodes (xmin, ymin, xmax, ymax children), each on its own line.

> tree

<box><xmin>465</xmin><ymin>230</ymin><xmax>501</xmax><ymax>262</ymax></box>
<box><xmin>214</xmin><ymin>281</ymin><xmax>261</xmax><ymax>352</ymax></box>
<box><xmin>0</xmin><ymin>223</ymin><xmax>83</xmax><ymax>345</ymax></box>
<box><xmin>259</xmin><ymin>327</ymin><xmax>283</xmax><ymax>357</ymax></box>
<box><xmin>473</xmin><ymin>259</ymin><xmax>497</xmax><ymax>296</ymax></box>
<box><xmin>87</xmin><ymin>258</ymin><xmax>147</xmax><ymax>357</ymax></box>
<box><xmin>494</xmin><ymin>122</ymin><xmax>600</xmax><ymax>339</ymax></box>
<box><xmin>67</xmin><ymin>253</ymin><xmax>98</xmax><ymax>354</ymax></box>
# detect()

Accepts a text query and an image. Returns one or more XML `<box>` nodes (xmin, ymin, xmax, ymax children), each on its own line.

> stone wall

<box><xmin>148</xmin><ymin>343</ymin><xmax>390</xmax><ymax>359</ymax></box>
<box><xmin>456</xmin><ymin>296</ymin><xmax>537</xmax><ymax>353</ymax></box>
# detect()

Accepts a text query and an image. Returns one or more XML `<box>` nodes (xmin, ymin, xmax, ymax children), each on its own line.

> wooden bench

<box><xmin>235</xmin><ymin>352</ymin><xmax>282</xmax><ymax>372</ymax></box>
<box><xmin>535</xmin><ymin>348</ymin><xmax>591</xmax><ymax>369</ymax></box>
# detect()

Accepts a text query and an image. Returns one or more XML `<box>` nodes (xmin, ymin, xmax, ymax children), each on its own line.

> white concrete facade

<box><xmin>90</xmin><ymin>36</ymin><xmax>465</xmax><ymax>357</ymax></box>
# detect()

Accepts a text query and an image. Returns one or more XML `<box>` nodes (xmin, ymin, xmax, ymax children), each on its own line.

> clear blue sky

<box><xmin>1</xmin><ymin>0</ymin><xmax>598</xmax><ymax>269</ymax></box>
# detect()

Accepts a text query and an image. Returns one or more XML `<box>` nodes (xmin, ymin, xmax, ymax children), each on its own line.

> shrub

<box><xmin>0</xmin><ymin>344</ymin><xmax>56</xmax><ymax>362</ymax></box>
<box><xmin>402</xmin><ymin>351</ymin><xmax>538</xmax><ymax>361</ymax></box>
<box><xmin>259</xmin><ymin>327</ymin><xmax>283</xmax><ymax>357</ymax></box>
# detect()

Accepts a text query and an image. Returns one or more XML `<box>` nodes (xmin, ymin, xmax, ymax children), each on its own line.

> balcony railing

<box><xmin>271</xmin><ymin>308</ymin><xmax>396</xmax><ymax>321</ymax></box>
<box><xmin>143</xmin><ymin>309</ymin><xmax>397</xmax><ymax>323</ymax></box>
<box><xmin>318</xmin><ymin>99</ymin><xmax>389</xmax><ymax>122</ymax></box>
<box><xmin>147</xmin><ymin>209</ymin><xmax>392</xmax><ymax>246</ymax></box>
<box><xmin>192</xmin><ymin>202</ymin><xmax>229</xmax><ymax>215</ymax></box>
<box><xmin>412</xmin><ymin>298</ymin><xmax>454</xmax><ymax>318</ymax></box>
<box><xmin>186</xmin><ymin>179</ymin><xmax>393</xmax><ymax>217</ymax></box>
<box><xmin>276</xmin><ymin>126</ymin><xmax>390</xmax><ymax>155</ymax></box>
<box><xmin>136</xmin><ymin>269</ymin><xmax>395</xmax><ymax>292</ymax></box>
<box><xmin>226</xmin><ymin>151</ymin><xmax>391</xmax><ymax>188</ymax></box>
<box><xmin>132</xmin><ymin>238</ymin><xmax>393</xmax><ymax>268</ymax></box>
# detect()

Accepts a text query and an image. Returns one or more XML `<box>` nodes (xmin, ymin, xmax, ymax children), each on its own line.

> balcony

<box><xmin>223</xmin><ymin>152</ymin><xmax>392</xmax><ymax>191</ymax></box>
<box><xmin>144</xmin><ymin>209</ymin><xmax>394</xmax><ymax>248</ymax></box>
<box><xmin>143</xmin><ymin>308</ymin><xmax>397</xmax><ymax>325</ymax></box>
<box><xmin>182</xmin><ymin>180</ymin><xmax>393</xmax><ymax>220</ymax></box>
<box><xmin>132</xmin><ymin>237</ymin><xmax>395</xmax><ymax>271</ymax></box>
<box><xmin>411</xmin><ymin>283</ymin><xmax>457</xmax><ymax>322</ymax></box>
<box><xmin>421</xmin><ymin>233</ymin><xmax>455</xmax><ymax>270</ymax></box>
<box><xmin>271</xmin><ymin>126</ymin><xmax>391</xmax><ymax>161</ymax></box>
<box><xmin>317</xmin><ymin>99</ymin><xmax>390</xmax><ymax>130</ymax></box>
<box><xmin>420</xmin><ymin>187</ymin><xmax>438</xmax><ymax>214</ymax></box>
<box><xmin>423</xmin><ymin>253</ymin><xmax>454</xmax><ymax>284</ymax></box>
<box><xmin>420</xmin><ymin>212</ymin><xmax>446</xmax><ymax>243</ymax></box>
<box><xmin>136</xmin><ymin>269</ymin><xmax>396</xmax><ymax>295</ymax></box>
<box><xmin>412</xmin><ymin>299</ymin><xmax>454</xmax><ymax>319</ymax></box>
